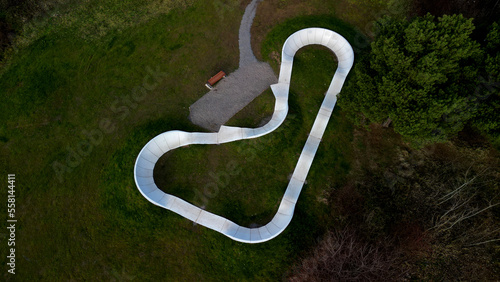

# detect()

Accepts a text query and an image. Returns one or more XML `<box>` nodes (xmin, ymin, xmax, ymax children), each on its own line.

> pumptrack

<box><xmin>134</xmin><ymin>28</ymin><xmax>354</xmax><ymax>243</ymax></box>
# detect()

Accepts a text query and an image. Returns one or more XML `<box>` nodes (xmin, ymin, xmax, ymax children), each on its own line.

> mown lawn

<box><xmin>1</xmin><ymin>0</ymin><xmax>371</xmax><ymax>280</ymax></box>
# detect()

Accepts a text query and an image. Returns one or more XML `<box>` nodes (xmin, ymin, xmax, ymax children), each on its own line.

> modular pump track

<box><xmin>133</xmin><ymin>28</ymin><xmax>354</xmax><ymax>243</ymax></box>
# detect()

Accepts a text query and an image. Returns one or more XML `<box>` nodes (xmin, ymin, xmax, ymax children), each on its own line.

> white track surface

<box><xmin>134</xmin><ymin>28</ymin><xmax>354</xmax><ymax>243</ymax></box>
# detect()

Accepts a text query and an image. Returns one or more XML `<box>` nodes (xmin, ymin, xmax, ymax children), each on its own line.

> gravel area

<box><xmin>189</xmin><ymin>0</ymin><xmax>277</xmax><ymax>131</ymax></box>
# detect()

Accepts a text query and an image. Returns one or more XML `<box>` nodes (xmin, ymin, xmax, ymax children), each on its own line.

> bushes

<box><xmin>288</xmin><ymin>119</ymin><xmax>499</xmax><ymax>280</ymax></box>
<box><xmin>288</xmin><ymin>228</ymin><xmax>405</xmax><ymax>281</ymax></box>
<box><xmin>347</xmin><ymin>136</ymin><xmax>500</xmax><ymax>279</ymax></box>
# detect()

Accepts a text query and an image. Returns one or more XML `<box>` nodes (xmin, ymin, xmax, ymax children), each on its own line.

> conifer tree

<box><xmin>339</xmin><ymin>14</ymin><xmax>484</xmax><ymax>145</ymax></box>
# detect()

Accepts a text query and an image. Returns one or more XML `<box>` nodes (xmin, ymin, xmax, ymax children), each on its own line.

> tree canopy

<box><xmin>338</xmin><ymin>14</ymin><xmax>499</xmax><ymax>146</ymax></box>
<box><xmin>472</xmin><ymin>22</ymin><xmax>500</xmax><ymax>146</ymax></box>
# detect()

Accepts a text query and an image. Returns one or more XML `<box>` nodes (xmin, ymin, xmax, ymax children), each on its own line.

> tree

<box><xmin>339</xmin><ymin>14</ymin><xmax>483</xmax><ymax>146</ymax></box>
<box><xmin>472</xmin><ymin>22</ymin><xmax>500</xmax><ymax>147</ymax></box>
<box><xmin>288</xmin><ymin>228</ymin><xmax>404</xmax><ymax>281</ymax></box>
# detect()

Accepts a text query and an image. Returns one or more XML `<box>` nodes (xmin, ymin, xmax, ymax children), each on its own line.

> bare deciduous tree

<box><xmin>428</xmin><ymin>166</ymin><xmax>499</xmax><ymax>246</ymax></box>
<box><xmin>288</xmin><ymin>228</ymin><xmax>405</xmax><ymax>282</ymax></box>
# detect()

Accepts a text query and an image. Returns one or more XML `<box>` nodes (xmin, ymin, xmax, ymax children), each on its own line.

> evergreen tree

<box><xmin>339</xmin><ymin>14</ymin><xmax>484</xmax><ymax>145</ymax></box>
<box><xmin>473</xmin><ymin>22</ymin><xmax>500</xmax><ymax>147</ymax></box>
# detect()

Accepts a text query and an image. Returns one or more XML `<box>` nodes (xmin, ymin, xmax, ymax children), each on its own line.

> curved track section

<box><xmin>134</xmin><ymin>28</ymin><xmax>354</xmax><ymax>243</ymax></box>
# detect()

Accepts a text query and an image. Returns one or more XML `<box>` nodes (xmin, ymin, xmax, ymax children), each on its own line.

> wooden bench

<box><xmin>205</xmin><ymin>71</ymin><xmax>226</xmax><ymax>89</ymax></box>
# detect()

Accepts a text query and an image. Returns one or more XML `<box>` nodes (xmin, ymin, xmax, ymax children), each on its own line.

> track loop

<box><xmin>134</xmin><ymin>28</ymin><xmax>354</xmax><ymax>243</ymax></box>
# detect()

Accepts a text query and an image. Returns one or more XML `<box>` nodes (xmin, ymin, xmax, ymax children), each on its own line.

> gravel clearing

<box><xmin>189</xmin><ymin>0</ymin><xmax>277</xmax><ymax>131</ymax></box>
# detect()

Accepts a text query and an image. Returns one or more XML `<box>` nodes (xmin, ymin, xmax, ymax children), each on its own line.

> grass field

<box><xmin>0</xmin><ymin>0</ymin><xmax>385</xmax><ymax>280</ymax></box>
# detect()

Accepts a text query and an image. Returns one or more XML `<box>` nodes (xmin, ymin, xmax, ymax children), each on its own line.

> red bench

<box><xmin>205</xmin><ymin>71</ymin><xmax>226</xmax><ymax>89</ymax></box>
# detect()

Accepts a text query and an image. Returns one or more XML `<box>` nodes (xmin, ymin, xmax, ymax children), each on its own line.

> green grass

<box><xmin>261</xmin><ymin>14</ymin><xmax>369</xmax><ymax>70</ymax></box>
<box><xmin>1</xmin><ymin>1</ymin><xmax>366</xmax><ymax>280</ymax></box>
<box><xmin>225</xmin><ymin>89</ymin><xmax>275</xmax><ymax>128</ymax></box>
<box><xmin>154</xmin><ymin>41</ymin><xmax>357</xmax><ymax>227</ymax></box>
